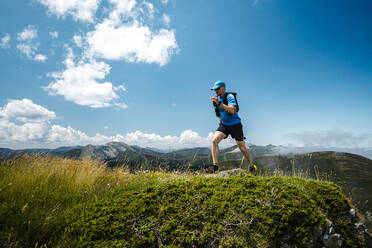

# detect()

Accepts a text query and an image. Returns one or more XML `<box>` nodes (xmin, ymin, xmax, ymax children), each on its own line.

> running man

<box><xmin>206</xmin><ymin>81</ymin><xmax>256</xmax><ymax>173</ymax></box>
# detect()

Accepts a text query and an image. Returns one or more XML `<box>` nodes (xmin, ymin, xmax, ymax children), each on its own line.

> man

<box><xmin>206</xmin><ymin>80</ymin><xmax>257</xmax><ymax>173</ymax></box>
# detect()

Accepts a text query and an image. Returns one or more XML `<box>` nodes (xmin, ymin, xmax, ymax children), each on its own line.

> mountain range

<box><xmin>2</xmin><ymin>142</ymin><xmax>372</xmax><ymax>170</ymax></box>
<box><xmin>0</xmin><ymin>142</ymin><xmax>280</xmax><ymax>170</ymax></box>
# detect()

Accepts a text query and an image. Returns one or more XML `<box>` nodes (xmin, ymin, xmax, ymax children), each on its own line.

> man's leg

<box><xmin>236</xmin><ymin>140</ymin><xmax>254</xmax><ymax>167</ymax></box>
<box><xmin>211</xmin><ymin>131</ymin><xmax>226</xmax><ymax>164</ymax></box>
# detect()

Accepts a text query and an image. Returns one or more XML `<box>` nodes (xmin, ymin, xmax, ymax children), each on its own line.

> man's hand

<box><xmin>211</xmin><ymin>96</ymin><xmax>219</xmax><ymax>105</ymax></box>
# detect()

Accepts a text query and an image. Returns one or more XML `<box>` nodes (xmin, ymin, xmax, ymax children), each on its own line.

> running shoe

<box><xmin>249</xmin><ymin>164</ymin><xmax>257</xmax><ymax>174</ymax></box>
<box><xmin>205</xmin><ymin>165</ymin><xmax>219</xmax><ymax>174</ymax></box>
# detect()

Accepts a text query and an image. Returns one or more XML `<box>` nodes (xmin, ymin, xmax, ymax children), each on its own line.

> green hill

<box><xmin>0</xmin><ymin>156</ymin><xmax>371</xmax><ymax>247</ymax></box>
<box><xmin>252</xmin><ymin>151</ymin><xmax>372</xmax><ymax>233</ymax></box>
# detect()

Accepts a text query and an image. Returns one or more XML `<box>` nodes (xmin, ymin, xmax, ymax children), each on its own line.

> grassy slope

<box><xmin>252</xmin><ymin>151</ymin><xmax>372</xmax><ymax>231</ymax></box>
<box><xmin>0</xmin><ymin>156</ymin><xmax>368</xmax><ymax>247</ymax></box>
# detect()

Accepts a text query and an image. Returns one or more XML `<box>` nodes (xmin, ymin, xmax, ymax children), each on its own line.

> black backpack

<box><xmin>213</xmin><ymin>92</ymin><xmax>239</xmax><ymax>117</ymax></box>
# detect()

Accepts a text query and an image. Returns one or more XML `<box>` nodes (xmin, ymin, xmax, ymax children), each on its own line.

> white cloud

<box><xmin>50</xmin><ymin>31</ymin><xmax>58</xmax><ymax>38</ymax></box>
<box><xmin>36</xmin><ymin>0</ymin><xmax>100</xmax><ymax>23</ymax></box>
<box><xmin>16</xmin><ymin>26</ymin><xmax>43</xmax><ymax>60</ymax></box>
<box><xmin>108</xmin><ymin>130</ymin><xmax>219</xmax><ymax>150</ymax></box>
<box><xmin>86</xmin><ymin>20</ymin><xmax>178</xmax><ymax>66</ymax></box>
<box><xmin>114</xmin><ymin>102</ymin><xmax>128</xmax><ymax>109</ymax></box>
<box><xmin>1</xmin><ymin>33</ymin><xmax>11</xmax><ymax>49</ymax></box>
<box><xmin>0</xmin><ymin>121</ymin><xmax>51</xmax><ymax>143</ymax></box>
<box><xmin>43</xmin><ymin>47</ymin><xmax>126</xmax><ymax>108</ymax></box>
<box><xmin>285</xmin><ymin>129</ymin><xmax>372</xmax><ymax>148</ymax></box>
<box><xmin>43</xmin><ymin>128</ymin><xmax>219</xmax><ymax>150</ymax></box>
<box><xmin>73</xmin><ymin>35</ymin><xmax>84</xmax><ymax>47</ymax></box>
<box><xmin>114</xmin><ymin>85</ymin><xmax>127</xmax><ymax>91</ymax></box>
<box><xmin>0</xmin><ymin>100</ymin><xmax>223</xmax><ymax>149</ymax></box>
<box><xmin>34</xmin><ymin>54</ymin><xmax>48</xmax><ymax>62</ymax></box>
<box><xmin>36</xmin><ymin>0</ymin><xmax>178</xmax><ymax>108</ymax></box>
<box><xmin>78</xmin><ymin>0</ymin><xmax>178</xmax><ymax>66</ymax></box>
<box><xmin>0</xmin><ymin>98</ymin><xmax>56</xmax><ymax>123</ymax></box>
<box><xmin>162</xmin><ymin>14</ymin><xmax>170</xmax><ymax>26</ymax></box>
<box><xmin>0</xmin><ymin>99</ymin><xmax>55</xmax><ymax>143</ymax></box>
<box><xmin>35</xmin><ymin>0</ymin><xmax>178</xmax><ymax>66</ymax></box>
<box><xmin>17</xmin><ymin>26</ymin><xmax>38</xmax><ymax>41</ymax></box>
<box><xmin>160</xmin><ymin>0</ymin><xmax>169</xmax><ymax>5</ymax></box>
<box><xmin>108</xmin><ymin>0</ymin><xmax>137</xmax><ymax>24</ymax></box>
<box><xmin>16</xmin><ymin>43</ymin><xmax>37</xmax><ymax>58</ymax></box>
<box><xmin>46</xmin><ymin>125</ymin><xmax>94</xmax><ymax>144</ymax></box>
<box><xmin>0</xmin><ymin>99</ymin><xmax>98</xmax><ymax>145</ymax></box>
<box><xmin>142</xmin><ymin>2</ymin><xmax>155</xmax><ymax>20</ymax></box>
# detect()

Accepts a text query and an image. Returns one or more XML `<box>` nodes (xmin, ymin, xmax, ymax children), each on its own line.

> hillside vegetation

<box><xmin>0</xmin><ymin>156</ymin><xmax>370</xmax><ymax>247</ymax></box>
<box><xmin>252</xmin><ymin>151</ymin><xmax>372</xmax><ymax>232</ymax></box>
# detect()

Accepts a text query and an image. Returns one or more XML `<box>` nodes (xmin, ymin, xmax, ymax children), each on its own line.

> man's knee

<box><xmin>212</xmin><ymin>133</ymin><xmax>225</xmax><ymax>145</ymax></box>
<box><xmin>212</xmin><ymin>137</ymin><xmax>221</xmax><ymax>145</ymax></box>
<box><xmin>237</xmin><ymin>141</ymin><xmax>246</xmax><ymax>150</ymax></box>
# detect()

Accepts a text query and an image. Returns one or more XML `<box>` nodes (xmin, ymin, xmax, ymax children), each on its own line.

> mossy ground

<box><xmin>0</xmin><ymin>156</ymin><xmax>366</xmax><ymax>247</ymax></box>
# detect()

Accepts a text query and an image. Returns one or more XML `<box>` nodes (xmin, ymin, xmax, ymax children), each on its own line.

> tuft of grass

<box><xmin>0</xmin><ymin>155</ymin><xmax>119</xmax><ymax>247</ymax></box>
<box><xmin>0</xmin><ymin>155</ymin><xmax>195</xmax><ymax>247</ymax></box>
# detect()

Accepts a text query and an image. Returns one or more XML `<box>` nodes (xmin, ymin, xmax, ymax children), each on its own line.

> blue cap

<box><xmin>211</xmin><ymin>81</ymin><xmax>226</xmax><ymax>90</ymax></box>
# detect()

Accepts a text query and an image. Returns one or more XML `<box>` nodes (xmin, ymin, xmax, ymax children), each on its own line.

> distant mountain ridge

<box><xmin>0</xmin><ymin>145</ymin><xmax>82</xmax><ymax>157</ymax></box>
<box><xmin>64</xmin><ymin>142</ymin><xmax>160</xmax><ymax>160</ymax></box>
<box><xmin>0</xmin><ymin>142</ymin><xmax>281</xmax><ymax>171</ymax></box>
<box><xmin>2</xmin><ymin>142</ymin><xmax>372</xmax><ymax>161</ymax></box>
<box><xmin>273</xmin><ymin>145</ymin><xmax>372</xmax><ymax>160</ymax></box>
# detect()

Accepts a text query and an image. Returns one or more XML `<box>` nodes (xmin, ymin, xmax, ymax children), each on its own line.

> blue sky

<box><xmin>0</xmin><ymin>0</ymin><xmax>371</xmax><ymax>150</ymax></box>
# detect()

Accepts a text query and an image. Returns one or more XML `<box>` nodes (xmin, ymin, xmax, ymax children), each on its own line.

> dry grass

<box><xmin>0</xmin><ymin>155</ymin><xmax>203</xmax><ymax>247</ymax></box>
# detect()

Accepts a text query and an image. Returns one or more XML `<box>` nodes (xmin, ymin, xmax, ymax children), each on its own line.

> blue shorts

<box><xmin>217</xmin><ymin>123</ymin><xmax>245</xmax><ymax>141</ymax></box>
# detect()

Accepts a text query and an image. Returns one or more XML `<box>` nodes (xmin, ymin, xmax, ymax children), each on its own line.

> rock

<box><xmin>349</xmin><ymin>208</ymin><xmax>356</xmax><ymax>218</ymax></box>
<box><xmin>211</xmin><ymin>168</ymin><xmax>243</xmax><ymax>178</ymax></box>
<box><xmin>353</xmin><ymin>222</ymin><xmax>366</xmax><ymax>235</ymax></box>
<box><xmin>320</xmin><ymin>219</ymin><xmax>344</xmax><ymax>247</ymax></box>
<box><xmin>324</xmin><ymin>220</ymin><xmax>332</xmax><ymax>230</ymax></box>
<box><xmin>322</xmin><ymin>233</ymin><xmax>330</xmax><ymax>246</ymax></box>
<box><xmin>323</xmin><ymin>219</ymin><xmax>334</xmax><ymax>235</ymax></box>
<box><xmin>327</xmin><ymin>233</ymin><xmax>343</xmax><ymax>248</ymax></box>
